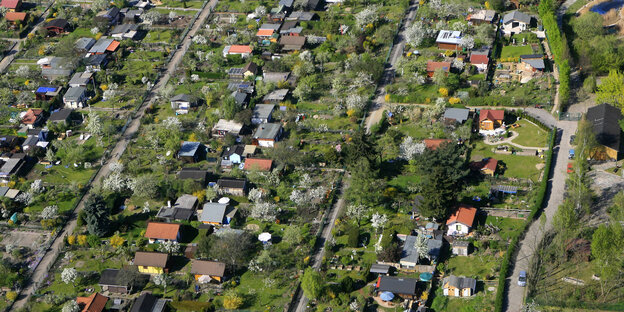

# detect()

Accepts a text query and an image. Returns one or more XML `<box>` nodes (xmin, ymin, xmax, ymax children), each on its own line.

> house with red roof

<box><xmin>76</xmin><ymin>293</ymin><xmax>108</xmax><ymax>312</ymax></box>
<box><xmin>470</xmin><ymin>53</ymin><xmax>489</xmax><ymax>73</ymax></box>
<box><xmin>144</xmin><ymin>222</ymin><xmax>181</xmax><ymax>243</ymax></box>
<box><xmin>5</xmin><ymin>12</ymin><xmax>26</xmax><ymax>26</ymax></box>
<box><xmin>479</xmin><ymin>109</ymin><xmax>504</xmax><ymax>130</ymax></box>
<box><xmin>426</xmin><ymin>61</ymin><xmax>451</xmax><ymax>78</ymax></box>
<box><xmin>223</xmin><ymin>45</ymin><xmax>252</xmax><ymax>58</ymax></box>
<box><xmin>446</xmin><ymin>205</ymin><xmax>477</xmax><ymax>236</ymax></box>
<box><xmin>243</xmin><ymin>158</ymin><xmax>273</xmax><ymax>171</ymax></box>
<box><xmin>470</xmin><ymin>158</ymin><xmax>498</xmax><ymax>176</ymax></box>
<box><xmin>424</xmin><ymin>139</ymin><xmax>452</xmax><ymax>150</ymax></box>
<box><xmin>0</xmin><ymin>0</ymin><xmax>21</xmax><ymax>12</ymax></box>
<box><xmin>21</xmin><ymin>108</ymin><xmax>43</xmax><ymax>129</ymax></box>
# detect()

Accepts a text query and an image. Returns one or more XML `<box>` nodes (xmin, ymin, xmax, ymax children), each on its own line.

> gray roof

<box><xmin>99</xmin><ymin>269</ymin><xmax>126</xmax><ymax>286</ymax></box>
<box><xmin>370</xmin><ymin>264</ymin><xmax>391</xmax><ymax>274</ymax></box>
<box><xmin>287</xmin><ymin>11</ymin><xmax>315</xmax><ymax>21</ymax></box>
<box><xmin>263</xmin><ymin>72</ymin><xmax>290</xmax><ymax>83</ymax></box>
<box><xmin>263</xmin><ymin>89</ymin><xmax>289</xmax><ymax>102</ymax></box>
<box><xmin>227</xmin><ymin>81</ymin><xmax>254</xmax><ymax>94</ymax></box>
<box><xmin>171</xmin><ymin>93</ymin><xmax>192</xmax><ymax>103</ymax></box>
<box><xmin>64</xmin><ymin>86</ymin><xmax>86</xmax><ymax>101</ymax></box>
<box><xmin>401</xmin><ymin>234</ymin><xmax>443</xmax><ymax>264</ymax></box>
<box><xmin>443</xmin><ymin>275</ymin><xmax>477</xmax><ymax>290</ymax></box>
<box><xmin>178</xmin><ymin>167</ymin><xmax>208</xmax><ymax>181</ymax></box>
<box><xmin>49</xmin><ymin>109</ymin><xmax>72</xmax><ymax>121</ymax></box>
<box><xmin>179</xmin><ymin>141</ymin><xmax>201</xmax><ymax>157</ymax></box>
<box><xmin>221</xmin><ymin>144</ymin><xmax>245</xmax><ymax>159</ymax></box>
<box><xmin>156</xmin><ymin>206</ymin><xmax>194</xmax><ymax>221</ymax></box>
<box><xmin>75</xmin><ymin>38</ymin><xmax>96</xmax><ymax>51</ymax></box>
<box><xmin>200</xmin><ymin>203</ymin><xmax>228</xmax><ymax>223</ymax></box>
<box><xmin>587</xmin><ymin>103</ymin><xmax>622</xmax><ymax>151</ymax></box>
<box><xmin>0</xmin><ymin>186</ymin><xmax>9</xmax><ymax>197</ymax></box>
<box><xmin>69</xmin><ymin>72</ymin><xmax>91</xmax><ymax>86</ymax></box>
<box><xmin>471</xmin><ymin>48</ymin><xmax>490</xmax><ymax>56</ymax></box>
<box><xmin>278</xmin><ymin>0</ymin><xmax>294</xmax><ymax>7</ymax></box>
<box><xmin>174</xmin><ymin>194</ymin><xmax>198</xmax><ymax>210</ymax></box>
<box><xmin>427</xmin><ymin>235</ymin><xmax>443</xmax><ymax>260</ymax></box>
<box><xmin>503</xmin><ymin>10</ymin><xmax>532</xmax><ymax>25</ymax></box>
<box><xmin>522</xmin><ymin>58</ymin><xmax>545</xmax><ymax>70</ymax></box>
<box><xmin>253</xmin><ymin>123</ymin><xmax>281</xmax><ymax>140</ymax></box>
<box><xmin>86</xmin><ymin>54</ymin><xmax>108</xmax><ymax>66</ymax></box>
<box><xmin>111</xmin><ymin>23</ymin><xmax>138</xmax><ymax>35</ymax></box>
<box><xmin>0</xmin><ymin>158</ymin><xmax>21</xmax><ymax>175</ymax></box>
<box><xmin>231</xmin><ymin>91</ymin><xmax>248</xmax><ymax>106</ymax></box>
<box><xmin>444</xmin><ymin>108</ymin><xmax>470</xmax><ymax>123</ymax></box>
<box><xmin>253</xmin><ymin>104</ymin><xmax>275</xmax><ymax>120</ymax></box>
<box><xmin>89</xmin><ymin>38</ymin><xmax>115</xmax><ymax>54</ymax></box>
<box><xmin>131</xmin><ymin>293</ymin><xmax>167</xmax><ymax>312</ymax></box>
<box><xmin>378</xmin><ymin>276</ymin><xmax>418</xmax><ymax>295</ymax></box>
<box><xmin>217</xmin><ymin>178</ymin><xmax>246</xmax><ymax>189</ymax></box>
<box><xmin>260</xmin><ymin>23</ymin><xmax>281</xmax><ymax>31</ymax></box>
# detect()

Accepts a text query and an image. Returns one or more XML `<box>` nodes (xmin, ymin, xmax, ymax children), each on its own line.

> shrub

<box><xmin>346</xmin><ymin>226</ymin><xmax>359</xmax><ymax>248</ymax></box>
<box><xmin>6</xmin><ymin>291</ymin><xmax>17</xmax><ymax>301</ymax></box>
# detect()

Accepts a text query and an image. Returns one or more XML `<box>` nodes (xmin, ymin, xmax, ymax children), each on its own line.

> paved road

<box><xmin>364</xmin><ymin>0</ymin><xmax>419</xmax><ymax>133</ymax></box>
<box><xmin>293</xmin><ymin>176</ymin><xmax>350</xmax><ymax>312</ymax></box>
<box><xmin>8</xmin><ymin>1</ymin><xmax>217</xmax><ymax>310</ymax></box>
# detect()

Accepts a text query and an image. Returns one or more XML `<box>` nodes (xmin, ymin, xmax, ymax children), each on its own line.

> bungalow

<box><xmin>170</xmin><ymin>94</ymin><xmax>197</xmax><ymax>115</ymax></box>
<box><xmin>85</xmin><ymin>54</ymin><xmax>108</xmax><ymax>72</ymax></box>
<box><xmin>263</xmin><ymin>72</ymin><xmax>291</xmax><ymax>84</ymax></box>
<box><xmin>280</xmin><ymin>35</ymin><xmax>306</xmax><ymax>51</ymax></box>
<box><xmin>216</xmin><ymin>178</ymin><xmax>247</xmax><ymax>196</ymax></box>
<box><xmin>446</xmin><ymin>205</ymin><xmax>477</xmax><ymax>236</ymax></box>
<box><xmin>221</xmin><ymin>145</ymin><xmax>245</xmax><ymax>164</ymax></box>
<box><xmin>227</xmin><ymin>81</ymin><xmax>254</xmax><ymax>94</ymax></box>
<box><xmin>471</xmin><ymin>158</ymin><xmax>498</xmax><ymax>176</ymax></box>
<box><xmin>376</xmin><ymin>276</ymin><xmax>418</xmax><ymax>300</ymax></box>
<box><xmin>423</xmin><ymin>138</ymin><xmax>452</xmax><ymax>150</ymax></box>
<box><xmin>436</xmin><ymin>30</ymin><xmax>462</xmax><ymax>50</ymax></box>
<box><xmin>479</xmin><ymin>109</ymin><xmax>504</xmax><ymax>130</ymax></box>
<box><xmin>45</xmin><ymin>19</ymin><xmax>69</xmax><ymax>35</ymax></box>
<box><xmin>95</xmin><ymin>7</ymin><xmax>121</xmax><ymax>25</ymax></box>
<box><xmin>49</xmin><ymin>108</ymin><xmax>72</xmax><ymax>125</ymax></box>
<box><xmin>134</xmin><ymin>251</ymin><xmax>169</xmax><ymax>274</ymax></box>
<box><xmin>156</xmin><ymin>194</ymin><xmax>198</xmax><ymax>222</ymax></box>
<box><xmin>228</xmin><ymin>62</ymin><xmax>258</xmax><ymax>79</ymax></box>
<box><xmin>211</xmin><ymin>119</ymin><xmax>243</xmax><ymax>137</ymax></box>
<box><xmin>98</xmin><ymin>269</ymin><xmax>131</xmax><ymax>294</ymax></box>
<box><xmin>252</xmin><ymin>104</ymin><xmax>275</xmax><ymax>124</ymax></box>
<box><xmin>451</xmin><ymin>240</ymin><xmax>471</xmax><ymax>256</ymax></box>
<box><xmin>178</xmin><ymin>141</ymin><xmax>204</xmax><ymax>163</ymax></box>
<box><xmin>268</xmin><ymin>11</ymin><xmax>286</xmax><ymax>23</ymax></box>
<box><xmin>110</xmin><ymin>23</ymin><xmax>139</xmax><ymax>40</ymax></box>
<box><xmin>286</xmin><ymin>11</ymin><xmax>316</xmax><ymax>21</ymax></box>
<box><xmin>21</xmin><ymin>129</ymin><xmax>48</xmax><ymax>151</ymax></box>
<box><xmin>63</xmin><ymin>86</ymin><xmax>87</xmax><ymax>109</ymax></box>
<box><xmin>400</xmin><ymin>234</ymin><xmax>443</xmax><ymax>267</ymax></box>
<box><xmin>280</xmin><ymin>21</ymin><xmax>303</xmax><ymax>36</ymax></box>
<box><xmin>0</xmin><ymin>157</ymin><xmax>24</xmax><ymax>182</ymax></box>
<box><xmin>5</xmin><ymin>12</ymin><xmax>26</xmax><ymax>26</ymax></box>
<box><xmin>244</xmin><ymin>158</ymin><xmax>273</xmax><ymax>171</ymax></box>
<box><xmin>191</xmin><ymin>260</ymin><xmax>226</xmax><ymax>283</ymax></box>
<box><xmin>177</xmin><ymin>167</ymin><xmax>208</xmax><ymax>185</ymax></box>
<box><xmin>199</xmin><ymin>202</ymin><xmax>237</xmax><ymax>225</ymax></box>
<box><xmin>121</xmin><ymin>8</ymin><xmax>144</xmax><ymax>23</ymax></box>
<box><xmin>89</xmin><ymin>38</ymin><xmax>120</xmax><ymax>54</ymax></box>
<box><xmin>0</xmin><ymin>0</ymin><xmax>21</xmax><ymax>11</ymax></box>
<box><xmin>443</xmin><ymin>108</ymin><xmax>470</xmax><ymax>124</ymax></box>
<box><xmin>256</xmin><ymin>28</ymin><xmax>277</xmax><ymax>44</ymax></box>
<box><xmin>222</xmin><ymin>45</ymin><xmax>252</xmax><ymax>58</ymax></box>
<box><xmin>426</xmin><ymin>61</ymin><xmax>451</xmax><ymax>78</ymax></box>
<box><xmin>252</xmin><ymin>123</ymin><xmax>282</xmax><ymax>147</ymax></box>
<box><xmin>520</xmin><ymin>54</ymin><xmax>545</xmax><ymax>72</ymax></box>
<box><xmin>39</xmin><ymin>57</ymin><xmax>74</xmax><ymax>80</ymax></box>
<box><xmin>369</xmin><ymin>264</ymin><xmax>391</xmax><ymax>276</ymax></box>
<box><xmin>442</xmin><ymin>275</ymin><xmax>477</xmax><ymax>297</ymax></box>
<box><xmin>130</xmin><ymin>293</ymin><xmax>167</xmax><ymax>312</ymax></box>
<box><xmin>21</xmin><ymin>109</ymin><xmax>43</xmax><ymax>129</ymax></box>
<box><xmin>69</xmin><ymin>72</ymin><xmax>93</xmax><ymax>88</ymax></box>
<box><xmin>263</xmin><ymin>89</ymin><xmax>289</xmax><ymax>104</ymax></box>
<box><xmin>466</xmin><ymin>9</ymin><xmax>496</xmax><ymax>25</ymax></box>
<box><xmin>501</xmin><ymin>11</ymin><xmax>532</xmax><ymax>35</ymax></box>
<box><xmin>144</xmin><ymin>222</ymin><xmax>181</xmax><ymax>243</ymax></box>
<box><xmin>75</xmin><ymin>37</ymin><xmax>96</xmax><ymax>53</ymax></box>
<box><xmin>231</xmin><ymin>91</ymin><xmax>249</xmax><ymax>107</ymax></box>
<box><xmin>35</xmin><ymin>86</ymin><xmax>60</xmax><ymax>101</ymax></box>
<box><xmin>587</xmin><ymin>103</ymin><xmax>622</xmax><ymax>161</ymax></box>
<box><xmin>76</xmin><ymin>293</ymin><xmax>108</xmax><ymax>312</ymax></box>
<box><xmin>470</xmin><ymin>50</ymin><xmax>490</xmax><ymax>73</ymax></box>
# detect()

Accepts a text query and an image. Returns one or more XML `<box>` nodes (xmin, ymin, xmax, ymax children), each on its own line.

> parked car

<box><xmin>570</xmin><ymin>135</ymin><xmax>576</xmax><ymax>145</ymax></box>
<box><xmin>518</xmin><ymin>270</ymin><xmax>527</xmax><ymax>287</ymax></box>
<box><xmin>567</xmin><ymin>163</ymin><xmax>573</xmax><ymax>173</ymax></box>
<box><xmin>569</xmin><ymin>149</ymin><xmax>575</xmax><ymax>159</ymax></box>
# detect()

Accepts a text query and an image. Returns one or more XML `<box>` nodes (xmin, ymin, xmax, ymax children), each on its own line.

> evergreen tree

<box><xmin>82</xmin><ymin>195</ymin><xmax>110</xmax><ymax>237</ymax></box>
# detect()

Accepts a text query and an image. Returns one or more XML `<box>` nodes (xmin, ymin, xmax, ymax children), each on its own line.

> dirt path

<box><xmin>8</xmin><ymin>1</ymin><xmax>217</xmax><ymax>310</ymax></box>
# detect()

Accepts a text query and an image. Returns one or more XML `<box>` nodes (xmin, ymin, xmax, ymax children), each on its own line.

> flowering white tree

<box><xmin>399</xmin><ymin>137</ymin><xmax>426</xmax><ymax>160</ymax></box>
<box><xmin>41</xmin><ymin>205</ymin><xmax>58</xmax><ymax>220</ymax></box>
<box><xmin>405</xmin><ymin>21</ymin><xmax>434</xmax><ymax>47</ymax></box>
<box><xmin>452</xmin><ymin>21</ymin><xmax>468</xmax><ymax>32</ymax></box>
<box><xmin>142</xmin><ymin>10</ymin><xmax>161</xmax><ymax>25</ymax></box>
<box><xmin>30</xmin><ymin>179</ymin><xmax>43</xmax><ymax>194</ymax></box>
<box><xmin>192</xmin><ymin>35</ymin><xmax>207</xmax><ymax>45</ymax></box>
<box><xmin>168</xmin><ymin>11</ymin><xmax>177</xmax><ymax>21</ymax></box>
<box><xmin>371</xmin><ymin>213</ymin><xmax>388</xmax><ymax>233</ymax></box>
<box><xmin>414</xmin><ymin>235</ymin><xmax>429</xmax><ymax>261</ymax></box>
<box><xmin>153</xmin><ymin>273</ymin><xmax>171</xmax><ymax>295</ymax></box>
<box><xmin>162</xmin><ymin>117</ymin><xmax>182</xmax><ymax>131</ymax></box>
<box><xmin>460</xmin><ymin>36</ymin><xmax>475</xmax><ymax>50</ymax></box>
<box><xmin>248</xmin><ymin>188</ymin><xmax>264</xmax><ymax>203</ymax></box>
<box><xmin>346</xmin><ymin>94</ymin><xmax>367</xmax><ymax>110</ymax></box>
<box><xmin>90</xmin><ymin>27</ymin><xmax>99</xmax><ymax>35</ymax></box>
<box><xmin>355</xmin><ymin>5</ymin><xmax>380</xmax><ymax>28</ymax></box>
<box><xmin>299</xmin><ymin>50</ymin><xmax>314</xmax><ymax>62</ymax></box>
<box><xmin>103</xmin><ymin>161</ymin><xmax>128</xmax><ymax>192</ymax></box>
<box><xmin>62</xmin><ymin>301</ymin><xmax>80</xmax><ymax>312</ymax></box>
<box><xmin>346</xmin><ymin>204</ymin><xmax>369</xmax><ymax>226</ymax></box>
<box><xmin>16</xmin><ymin>65</ymin><xmax>30</xmax><ymax>78</ymax></box>
<box><xmin>299</xmin><ymin>173</ymin><xmax>313</xmax><ymax>188</ymax></box>
<box><xmin>452</xmin><ymin>58</ymin><xmax>465</xmax><ymax>71</ymax></box>
<box><xmin>349</xmin><ymin>301</ymin><xmax>360</xmax><ymax>311</ymax></box>
<box><xmin>157</xmin><ymin>240</ymin><xmax>180</xmax><ymax>254</ymax></box>
<box><xmin>86</xmin><ymin>113</ymin><xmax>103</xmax><ymax>146</ymax></box>
<box><xmin>289</xmin><ymin>189</ymin><xmax>309</xmax><ymax>207</ymax></box>
<box><xmin>15</xmin><ymin>192</ymin><xmax>33</xmax><ymax>205</ymax></box>
<box><xmin>109</xmin><ymin>161</ymin><xmax>124</xmax><ymax>174</ymax></box>
<box><xmin>206</xmin><ymin>185</ymin><xmax>218</xmax><ymax>202</ymax></box>
<box><xmin>190</xmin><ymin>74</ymin><xmax>200</xmax><ymax>82</ymax></box>
<box><xmin>61</xmin><ymin>268</ymin><xmax>78</xmax><ymax>285</ymax></box>
<box><xmin>254</xmin><ymin>5</ymin><xmax>266</xmax><ymax>16</ymax></box>
<box><xmin>352</xmin><ymin>72</ymin><xmax>374</xmax><ymax>90</ymax></box>
<box><xmin>250</xmin><ymin>202</ymin><xmax>278</xmax><ymax>222</ymax></box>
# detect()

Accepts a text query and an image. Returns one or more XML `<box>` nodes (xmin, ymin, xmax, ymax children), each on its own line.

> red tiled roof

<box><xmin>424</xmin><ymin>139</ymin><xmax>452</xmax><ymax>150</ymax></box>
<box><xmin>479</xmin><ymin>109</ymin><xmax>504</xmax><ymax>122</ymax></box>
<box><xmin>482</xmin><ymin>158</ymin><xmax>498</xmax><ymax>172</ymax></box>
<box><xmin>144</xmin><ymin>222</ymin><xmax>180</xmax><ymax>240</ymax></box>
<box><xmin>21</xmin><ymin>109</ymin><xmax>42</xmax><ymax>124</ymax></box>
<box><xmin>228</xmin><ymin>45</ymin><xmax>252</xmax><ymax>54</ymax></box>
<box><xmin>106</xmin><ymin>40</ymin><xmax>120</xmax><ymax>52</ymax></box>
<box><xmin>243</xmin><ymin>158</ymin><xmax>273</xmax><ymax>171</ymax></box>
<box><xmin>470</xmin><ymin>54</ymin><xmax>489</xmax><ymax>65</ymax></box>
<box><xmin>76</xmin><ymin>293</ymin><xmax>108</xmax><ymax>312</ymax></box>
<box><xmin>256</xmin><ymin>29</ymin><xmax>274</xmax><ymax>36</ymax></box>
<box><xmin>446</xmin><ymin>205</ymin><xmax>477</xmax><ymax>227</ymax></box>
<box><xmin>5</xmin><ymin>12</ymin><xmax>26</xmax><ymax>21</ymax></box>
<box><xmin>1</xmin><ymin>0</ymin><xmax>20</xmax><ymax>9</ymax></box>
<box><xmin>426</xmin><ymin>61</ymin><xmax>451</xmax><ymax>73</ymax></box>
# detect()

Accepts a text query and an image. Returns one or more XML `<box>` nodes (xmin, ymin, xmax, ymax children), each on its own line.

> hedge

<box><xmin>493</xmin><ymin>127</ymin><xmax>557</xmax><ymax>312</ymax></box>
<box><xmin>539</xmin><ymin>0</ymin><xmax>570</xmax><ymax>108</ymax></box>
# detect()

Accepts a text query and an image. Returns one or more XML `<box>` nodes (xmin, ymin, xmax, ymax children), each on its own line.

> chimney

<box><xmin>167</xmin><ymin>201</ymin><xmax>171</xmax><ymax>208</ymax></box>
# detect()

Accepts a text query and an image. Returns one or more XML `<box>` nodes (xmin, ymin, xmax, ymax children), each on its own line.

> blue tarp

<box><xmin>36</xmin><ymin>87</ymin><xmax>57</xmax><ymax>93</ymax></box>
<box><xmin>380</xmin><ymin>292</ymin><xmax>394</xmax><ymax>301</ymax></box>
<box><xmin>10</xmin><ymin>213</ymin><xmax>17</xmax><ymax>223</ymax></box>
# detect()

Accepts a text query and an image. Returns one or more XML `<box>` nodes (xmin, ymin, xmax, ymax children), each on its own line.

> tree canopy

<box><xmin>83</xmin><ymin>195</ymin><xmax>110</xmax><ymax>237</ymax></box>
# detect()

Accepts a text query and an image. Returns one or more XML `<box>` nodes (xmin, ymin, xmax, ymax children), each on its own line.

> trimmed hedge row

<box><xmin>493</xmin><ymin>127</ymin><xmax>557</xmax><ymax>312</ymax></box>
<box><xmin>539</xmin><ymin>0</ymin><xmax>571</xmax><ymax>107</ymax></box>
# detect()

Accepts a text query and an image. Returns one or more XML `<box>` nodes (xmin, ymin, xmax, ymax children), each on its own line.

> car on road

<box><xmin>569</xmin><ymin>149</ymin><xmax>575</xmax><ymax>159</ymax></box>
<box><xmin>567</xmin><ymin>163</ymin><xmax>574</xmax><ymax>173</ymax></box>
<box><xmin>518</xmin><ymin>270</ymin><xmax>527</xmax><ymax>287</ymax></box>
<box><xmin>570</xmin><ymin>135</ymin><xmax>576</xmax><ymax>145</ymax></box>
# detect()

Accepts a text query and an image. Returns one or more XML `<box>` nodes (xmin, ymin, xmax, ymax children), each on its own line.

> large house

<box><xmin>191</xmin><ymin>260</ymin><xmax>226</xmax><ymax>283</ymax></box>
<box><xmin>587</xmin><ymin>103</ymin><xmax>622</xmax><ymax>161</ymax></box>
<box><xmin>144</xmin><ymin>222</ymin><xmax>181</xmax><ymax>243</ymax></box>
<box><xmin>436</xmin><ymin>30</ymin><xmax>462</xmax><ymax>50</ymax></box>
<box><xmin>446</xmin><ymin>205</ymin><xmax>477</xmax><ymax>236</ymax></box>
<box><xmin>442</xmin><ymin>275</ymin><xmax>477</xmax><ymax>297</ymax></box>
<box><xmin>252</xmin><ymin>123</ymin><xmax>282</xmax><ymax>147</ymax></box>
<box><xmin>376</xmin><ymin>276</ymin><xmax>419</xmax><ymax>299</ymax></box>
<box><xmin>502</xmin><ymin>11</ymin><xmax>532</xmax><ymax>35</ymax></box>
<box><xmin>76</xmin><ymin>293</ymin><xmax>108</xmax><ymax>312</ymax></box>
<box><xmin>134</xmin><ymin>251</ymin><xmax>169</xmax><ymax>274</ymax></box>
<box><xmin>479</xmin><ymin>109</ymin><xmax>504</xmax><ymax>130</ymax></box>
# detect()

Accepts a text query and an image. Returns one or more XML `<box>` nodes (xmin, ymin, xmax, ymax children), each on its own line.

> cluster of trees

<box><xmin>539</xmin><ymin>0</ymin><xmax>571</xmax><ymax>106</ymax></box>
<box><xmin>570</xmin><ymin>11</ymin><xmax>624</xmax><ymax>74</ymax></box>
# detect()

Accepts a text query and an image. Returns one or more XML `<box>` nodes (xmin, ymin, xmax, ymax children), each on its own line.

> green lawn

<box><xmin>159</xmin><ymin>0</ymin><xmax>204</xmax><ymax>8</ymax></box>
<box><xmin>511</xmin><ymin>119</ymin><xmax>549</xmax><ymax>148</ymax></box>
<box><xmin>144</xmin><ymin>30</ymin><xmax>176</xmax><ymax>43</ymax></box>
<box><xmin>500</xmin><ymin>45</ymin><xmax>533</xmax><ymax>59</ymax></box>
<box><xmin>445</xmin><ymin>253</ymin><xmax>500</xmax><ymax>280</ymax></box>
<box><xmin>471</xmin><ymin>141</ymin><xmax>543</xmax><ymax>181</ymax></box>
<box><xmin>484</xmin><ymin>216</ymin><xmax>525</xmax><ymax>241</ymax></box>
<box><xmin>33</xmin><ymin>164</ymin><xmax>95</xmax><ymax>186</ymax></box>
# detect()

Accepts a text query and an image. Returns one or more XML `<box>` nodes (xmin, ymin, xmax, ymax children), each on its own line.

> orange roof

<box><xmin>144</xmin><ymin>222</ymin><xmax>180</xmax><ymax>240</ymax></box>
<box><xmin>106</xmin><ymin>40</ymin><xmax>120</xmax><ymax>52</ymax></box>
<box><xmin>470</xmin><ymin>54</ymin><xmax>489</xmax><ymax>65</ymax></box>
<box><xmin>76</xmin><ymin>293</ymin><xmax>108</xmax><ymax>312</ymax></box>
<box><xmin>0</xmin><ymin>0</ymin><xmax>20</xmax><ymax>9</ymax></box>
<box><xmin>256</xmin><ymin>29</ymin><xmax>274</xmax><ymax>36</ymax></box>
<box><xmin>481</xmin><ymin>158</ymin><xmax>498</xmax><ymax>172</ymax></box>
<box><xmin>446</xmin><ymin>205</ymin><xmax>477</xmax><ymax>226</ymax></box>
<box><xmin>5</xmin><ymin>12</ymin><xmax>26</xmax><ymax>21</ymax></box>
<box><xmin>479</xmin><ymin>109</ymin><xmax>504</xmax><ymax>122</ymax></box>
<box><xmin>22</xmin><ymin>108</ymin><xmax>43</xmax><ymax>124</ymax></box>
<box><xmin>426</xmin><ymin>61</ymin><xmax>451</xmax><ymax>73</ymax></box>
<box><xmin>228</xmin><ymin>45</ymin><xmax>252</xmax><ymax>54</ymax></box>
<box><xmin>244</xmin><ymin>158</ymin><xmax>273</xmax><ymax>171</ymax></box>
<box><xmin>424</xmin><ymin>139</ymin><xmax>452</xmax><ymax>150</ymax></box>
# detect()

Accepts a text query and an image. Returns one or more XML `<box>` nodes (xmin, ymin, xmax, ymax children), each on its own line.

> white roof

<box><xmin>436</xmin><ymin>30</ymin><xmax>462</xmax><ymax>45</ymax></box>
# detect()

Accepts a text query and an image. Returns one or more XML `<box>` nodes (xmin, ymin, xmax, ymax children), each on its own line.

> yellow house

<box><xmin>134</xmin><ymin>251</ymin><xmax>169</xmax><ymax>274</ymax></box>
<box><xmin>587</xmin><ymin>104</ymin><xmax>621</xmax><ymax>161</ymax></box>
<box><xmin>190</xmin><ymin>260</ymin><xmax>226</xmax><ymax>283</ymax></box>
<box><xmin>479</xmin><ymin>109</ymin><xmax>504</xmax><ymax>130</ymax></box>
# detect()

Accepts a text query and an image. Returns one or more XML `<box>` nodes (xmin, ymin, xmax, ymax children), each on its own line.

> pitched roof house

<box><xmin>130</xmin><ymin>293</ymin><xmax>167</xmax><ymax>312</ymax></box>
<box><xmin>222</xmin><ymin>45</ymin><xmax>252</xmax><ymax>58</ymax></box>
<box><xmin>587</xmin><ymin>103</ymin><xmax>622</xmax><ymax>160</ymax></box>
<box><xmin>95</xmin><ymin>7</ymin><xmax>121</xmax><ymax>25</ymax></box>
<box><xmin>156</xmin><ymin>194</ymin><xmax>198</xmax><ymax>222</ymax></box>
<box><xmin>252</xmin><ymin>123</ymin><xmax>282</xmax><ymax>147</ymax></box>
<box><xmin>471</xmin><ymin>158</ymin><xmax>498</xmax><ymax>176</ymax></box>
<box><xmin>479</xmin><ymin>109</ymin><xmax>504</xmax><ymax>130</ymax></box>
<box><xmin>443</xmin><ymin>108</ymin><xmax>470</xmax><ymax>124</ymax></box>
<box><xmin>200</xmin><ymin>202</ymin><xmax>237</xmax><ymax>225</ymax></box>
<box><xmin>426</xmin><ymin>61</ymin><xmax>451</xmax><ymax>78</ymax></box>
<box><xmin>279</xmin><ymin>35</ymin><xmax>306</xmax><ymax>51</ymax></box>
<box><xmin>244</xmin><ymin>158</ymin><xmax>273</xmax><ymax>171</ymax></box>
<box><xmin>216</xmin><ymin>178</ymin><xmax>247</xmax><ymax>196</ymax></box>
<box><xmin>110</xmin><ymin>23</ymin><xmax>139</xmax><ymax>39</ymax></box>
<box><xmin>423</xmin><ymin>138</ymin><xmax>452</xmax><ymax>150</ymax></box>
<box><xmin>45</xmin><ymin>18</ymin><xmax>68</xmax><ymax>35</ymax></box>
<box><xmin>446</xmin><ymin>205</ymin><xmax>477</xmax><ymax>236</ymax></box>
<box><xmin>520</xmin><ymin>54</ymin><xmax>545</xmax><ymax>71</ymax></box>
<box><xmin>191</xmin><ymin>260</ymin><xmax>226</xmax><ymax>283</ymax></box>
<box><xmin>212</xmin><ymin>119</ymin><xmax>243</xmax><ymax>137</ymax></box>
<box><xmin>263</xmin><ymin>89</ymin><xmax>289</xmax><ymax>103</ymax></box>
<box><xmin>98</xmin><ymin>269</ymin><xmax>131</xmax><ymax>294</ymax></box>
<box><xmin>75</xmin><ymin>37</ymin><xmax>96</xmax><ymax>52</ymax></box>
<box><xmin>63</xmin><ymin>86</ymin><xmax>87</xmax><ymax>108</ymax></box>
<box><xmin>252</xmin><ymin>104</ymin><xmax>275</xmax><ymax>124</ymax></box>
<box><xmin>470</xmin><ymin>53</ymin><xmax>490</xmax><ymax>73</ymax></box>
<box><xmin>5</xmin><ymin>12</ymin><xmax>26</xmax><ymax>24</ymax></box>
<box><xmin>467</xmin><ymin>9</ymin><xmax>496</xmax><ymax>24</ymax></box>
<box><xmin>35</xmin><ymin>86</ymin><xmax>61</xmax><ymax>101</ymax></box>
<box><xmin>178</xmin><ymin>167</ymin><xmax>208</xmax><ymax>184</ymax></box>
<box><xmin>170</xmin><ymin>93</ymin><xmax>197</xmax><ymax>115</ymax></box>
<box><xmin>502</xmin><ymin>11</ymin><xmax>532</xmax><ymax>35</ymax></box>
<box><xmin>400</xmin><ymin>234</ymin><xmax>443</xmax><ymax>267</ymax></box>
<box><xmin>21</xmin><ymin>109</ymin><xmax>43</xmax><ymax>129</ymax></box>
<box><xmin>376</xmin><ymin>276</ymin><xmax>418</xmax><ymax>299</ymax></box>
<box><xmin>76</xmin><ymin>293</ymin><xmax>108</xmax><ymax>312</ymax></box>
<box><xmin>134</xmin><ymin>251</ymin><xmax>169</xmax><ymax>274</ymax></box>
<box><xmin>49</xmin><ymin>108</ymin><xmax>72</xmax><ymax>124</ymax></box>
<box><xmin>89</xmin><ymin>38</ymin><xmax>120</xmax><ymax>54</ymax></box>
<box><xmin>0</xmin><ymin>0</ymin><xmax>21</xmax><ymax>11</ymax></box>
<box><xmin>442</xmin><ymin>275</ymin><xmax>477</xmax><ymax>297</ymax></box>
<box><xmin>144</xmin><ymin>222</ymin><xmax>181</xmax><ymax>243</ymax></box>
